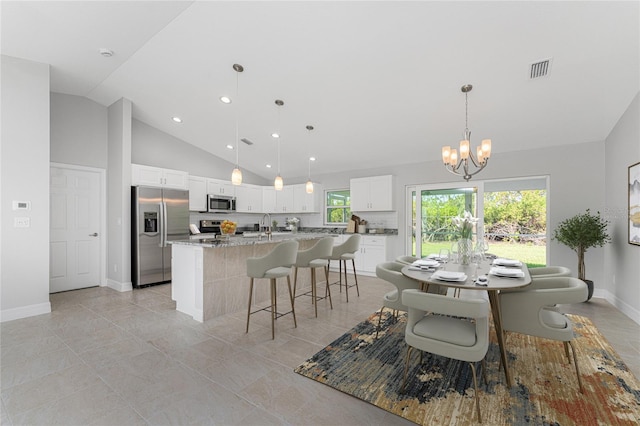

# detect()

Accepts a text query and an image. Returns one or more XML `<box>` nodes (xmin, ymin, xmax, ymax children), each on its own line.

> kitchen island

<box><xmin>169</xmin><ymin>233</ymin><xmax>333</xmax><ymax>322</ymax></box>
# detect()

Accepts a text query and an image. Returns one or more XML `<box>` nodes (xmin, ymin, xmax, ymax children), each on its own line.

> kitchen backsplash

<box><xmin>189</xmin><ymin>210</ymin><xmax>398</xmax><ymax>234</ymax></box>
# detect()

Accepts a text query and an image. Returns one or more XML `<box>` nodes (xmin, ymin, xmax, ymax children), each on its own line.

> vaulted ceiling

<box><xmin>2</xmin><ymin>1</ymin><xmax>638</xmax><ymax>180</ymax></box>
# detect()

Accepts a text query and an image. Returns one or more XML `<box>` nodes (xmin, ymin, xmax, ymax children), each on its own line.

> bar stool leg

<box><xmin>292</xmin><ymin>266</ymin><xmax>299</xmax><ymax>299</ymax></box>
<box><xmin>324</xmin><ymin>265</ymin><xmax>333</xmax><ymax>309</ymax></box>
<box><xmin>343</xmin><ymin>259</ymin><xmax>349</xmax><ymax>302</ymax></box>
<box><xmin>286</xmin><ymin>275</ymin><xmax>297</xmax><ymax>328</ymax></box>
<box><xmin>269</xmin><ymin>278</ymin><xmax>276</xmax><ymax>339</ymax></box>
<box><xmin>246</xmin><ymin>278</ymin><xmax>254</xmax><ymax>333</ymax></box>
<box><xmin>339</xmin><ymin>260</ymin><xmax>343</xmax><ymax>293</ymax></box>
<box><xmin>311</xmin><ymin>267</ymin><xmax>318</xmax><ymax>317</ymax></box>
<box><xmin>351</xmin><ymin>258</ymin><xmax>360</xmax><ymax>296</ymax></box>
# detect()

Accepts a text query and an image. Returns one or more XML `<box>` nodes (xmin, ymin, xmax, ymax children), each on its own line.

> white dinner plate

<box><xmin>431</xmin><ymin>271</ymin><xmax>467</xmax><ymax>282</ymax></box>
<box><xmin>489</xmin><ymin>267</ymin><xmax>525</xmax><ymax>278</ymax></box>
<box><xmin>412</xmin><ymin>259</ymin><xmax>440</xmax><ymax>268</ymax></box>
<box><xmin>492</xmin><ymin>258</ymin><xmax>523</xmax><ymax>267</ymax></box>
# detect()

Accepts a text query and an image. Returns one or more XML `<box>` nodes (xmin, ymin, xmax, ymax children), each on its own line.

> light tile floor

<box><xmin>1</xmin><ymin>274</ymin><xmax>638</xmax><ymax>425</ymax></box>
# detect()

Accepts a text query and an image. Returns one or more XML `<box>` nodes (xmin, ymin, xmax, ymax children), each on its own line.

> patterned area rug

<box><xmin>295</xmin><ymin>311</ymin><xmax>640</xmax><ymax>425</ymax></box>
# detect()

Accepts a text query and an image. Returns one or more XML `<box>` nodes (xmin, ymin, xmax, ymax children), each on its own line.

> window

<box><xmin>325</xmin><ymin>189</ymin><xmax>351</xmax><ymax>225</ymax></box>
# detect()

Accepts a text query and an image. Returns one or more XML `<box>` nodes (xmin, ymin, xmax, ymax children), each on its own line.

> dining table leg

<box><xmin>488</xmin><ymin>290</ymin><xmax>512</xmax><ymax>387</ymax></box>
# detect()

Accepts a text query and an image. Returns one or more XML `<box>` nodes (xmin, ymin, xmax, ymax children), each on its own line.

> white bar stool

<box><xmin>246</xmin><ymin>240</ymin><xmax>299</xmax><ymax>339</ymax></box>
<box><xmin>327</xmin><ymin>234</ymin><xmax>361</xmax><ymax>302</ymax></box>
<box><xmin>292</xmin><ymin>236</ymin><xmax>335</xmax><ymax>317</ymax></box>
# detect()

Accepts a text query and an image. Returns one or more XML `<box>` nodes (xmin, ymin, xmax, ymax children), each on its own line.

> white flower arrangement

<box><xmin>452</xmin><ymin>211</ymin><xmax>478</xmax><ymax>240</ymax></box>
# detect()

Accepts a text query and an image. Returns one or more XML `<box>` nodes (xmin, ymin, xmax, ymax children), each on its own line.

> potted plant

<box><xmin>552</xmin><ymin>209</ymin><xmax>611</xmax><ymax>301</ymax></box>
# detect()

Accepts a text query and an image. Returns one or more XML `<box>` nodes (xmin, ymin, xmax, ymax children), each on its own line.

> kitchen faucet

<box><xmin>261</xmin><ymin>213</ymin><xmax>272</xmax><ymax>235</ymax></box>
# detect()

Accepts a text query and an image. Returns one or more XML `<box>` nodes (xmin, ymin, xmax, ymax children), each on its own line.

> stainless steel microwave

<box><xmin>207</xmin><ymin>194</ymin><xmax>236</xmax><ymax>213</ymax></box>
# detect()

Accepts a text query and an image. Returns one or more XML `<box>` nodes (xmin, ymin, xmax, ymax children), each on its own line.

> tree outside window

<box><xmin>326</xmin><ymin>190</ymin><xmax>351</xmax><ymax>225</ymax></box>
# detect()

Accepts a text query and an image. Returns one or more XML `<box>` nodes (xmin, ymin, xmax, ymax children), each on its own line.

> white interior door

<box><xmin>50</xmin><ymin>166</ymin><xmax>102</xmax><ymax>293</ymax></box>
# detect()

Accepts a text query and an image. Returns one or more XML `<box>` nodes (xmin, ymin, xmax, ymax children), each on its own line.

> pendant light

<box><xmin>230</xmin><ymin>64</ymin><xmax>244</xmax><ymax>185</ymax></box>
<box><xmin>273</xmin><ymin>99</ymin><xmax>284</xmax><ymax>191</ymax></box>
<box><xmin>305</xmin><ymin>125</ymin><xmax>314</xmax><ymax>194</ymax></box>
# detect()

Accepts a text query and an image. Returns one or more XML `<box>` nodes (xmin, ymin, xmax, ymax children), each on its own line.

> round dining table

<box><xmin>401</xmin><ymin>259</ymin><xmax>531</xmax><ymax>388</ymax></box>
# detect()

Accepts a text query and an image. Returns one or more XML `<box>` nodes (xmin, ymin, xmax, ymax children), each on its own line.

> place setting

<box><xmin>489</xmin><ymin>257</ymin><xmax>526</xmax><ymax>278</ymax></box>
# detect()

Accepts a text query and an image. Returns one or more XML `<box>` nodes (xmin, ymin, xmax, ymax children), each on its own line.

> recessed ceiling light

<box><xmin>226</xmin><ymin>144</ymin><xmax>234</xmax><ymax>150</ymax></box>
<box><xmin>266</xmin><ymin>164</ymin><xmax>272</xmax><ymax>168</ymax></box>
<box><xmin>220</xmin><ymin>96</ymin><xmax>231</xmax><ymax>104</ymax></box>
<box><xmin>172</xmin><ymin>116</ymin><xmax>182</xmax><ymax>123</ymax></box>
<box><xmin>271</xmin><ymin>133</ymin><xmax>279</xmax><ymax>139</ymax></box>
<box><xmin>99</xmin><ymin>48</ymin><xmax>113</xmax><ymax>57</ymax></box>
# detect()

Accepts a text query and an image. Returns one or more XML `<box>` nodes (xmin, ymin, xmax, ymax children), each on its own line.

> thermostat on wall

<box><xmin>12</xmin><ymin>200</ymin><xmax>31</xmax><ymax>210</ymax></box>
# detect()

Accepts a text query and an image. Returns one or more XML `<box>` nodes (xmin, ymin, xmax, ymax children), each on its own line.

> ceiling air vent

<box><xmin>530</xmin><ymin>58</ymin><xmax>552</xmax><ymax>79</ymax></box>
<box><xmin>240</xmin><ymin>138</ymin><xmax>253</xmax><ymax>145</ymax></box>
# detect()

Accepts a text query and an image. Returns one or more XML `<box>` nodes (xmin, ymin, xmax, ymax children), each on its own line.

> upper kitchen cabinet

<box><xmin>293</xmin><ymin>183</ymin><xmax>323</xmax><ymax>213</ymax></box>
<box><xmin>235</xmin><ymin>184</ymin><xmax>263</xmax><ymax>213</ymax></box>
<box><xmin>188</xmin><ymin>176</ymin><xmax>207</xmax><ymax>211</ymax></box>
<box><xmin>206</xmin><ymin>178</ymin><xmax>236</xmax><ymax>197</ymax></box>
<box><xmin>262</xmin><ymin>187</ymin><xmax>277</xmax><ymax>213</ymax></box>
<box><xmin>131</xmin><ymin>164</ymin><xmax>189</xmax><ymax>190</ymax></box>
<box><xmin>275</xmin><ymin>186</ymin><xmax>295</xmax><ymax>213</ymax></box>
<box><xmin>350</xmin><ymin>175</ymin><xmax>394</xmax><ymax>211</ymax></box>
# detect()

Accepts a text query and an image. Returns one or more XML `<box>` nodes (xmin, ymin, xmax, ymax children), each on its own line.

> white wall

<box><xmin>604</xmin><ymin>92</ymin><xmax>640</xmax><ymax>323</ymax></box>
<box><xmin>50</xmin><ymin>93</ymin><xmax>107</xmax><ymax>168</ymax></box>
<box><xmin>1</xmin><ymin>56</ymin><xmax>52</xmax><ymax>321</ymax></box>
<box><xmin>314</xmin><ymin>140</ymin><xmax>607</xmax><ymax>291</ymax></box>
<box><xmin>132</xmin><ymin>120</ymin><xmax>269</xmax><ymax>185</ymax></box>
<box><xmin>106</xmin><ymin>99</ymin><xmax>132</xmax><ymax>291</ymax></box>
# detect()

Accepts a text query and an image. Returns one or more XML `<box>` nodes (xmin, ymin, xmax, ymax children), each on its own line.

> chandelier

<box><xmin>441</xmin><ymin>84</ymin><xmax>492</xmax><ymax>181</ymax></box>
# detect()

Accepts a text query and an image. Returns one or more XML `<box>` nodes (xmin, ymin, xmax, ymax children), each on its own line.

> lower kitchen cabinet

<box><xmin>330</xmin><ymin>234</ymin><xmax>389</xmax><ymax>277</ymax></box>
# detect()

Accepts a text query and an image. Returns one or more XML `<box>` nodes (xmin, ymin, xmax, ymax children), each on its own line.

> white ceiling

<box><xmin>2</xmin><ymin>1</ymin><xmax>639</xmax><ymax>181</ymax></box>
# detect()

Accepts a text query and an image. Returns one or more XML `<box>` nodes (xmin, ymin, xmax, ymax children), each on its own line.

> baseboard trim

<box><xmin>1</xmin><ymin>302</ymin><xmax>51</xmax><ymax>323</ymax></box>
<box><xmin>107</xmin><ymin>279</ymin><xmax>132</xmax><ymax>292</ymax></box>
<box><xmin>602</xmin><ymin>290</ymin><xmax>640</xmax><ymax>326</ymax></box>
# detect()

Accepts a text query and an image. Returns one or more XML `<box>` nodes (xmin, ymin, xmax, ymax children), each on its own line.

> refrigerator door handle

<box><xmin>158</xmin><ymin>202</ymin><xmax>165</xmax><ymax>247</ymax></box>
<box><xmin>162</xmin><ymin>201</ymin><xmax>168</xmax><ymax>247</ymax></box>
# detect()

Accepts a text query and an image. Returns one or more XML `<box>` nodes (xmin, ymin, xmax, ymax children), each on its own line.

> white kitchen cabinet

<box><xmin>206</xmin><ymin>178</ymin><xmax>236</xmax><ymax>197</ymax></box>
<box><xmin>275</xmin><ymin>186</ymin><xmax>294</xmax><ymax>213</ymax></box>
<box><xmin>235</xmin><ymin>184</ymin><xmax>263</xmax><ymax>212</ymax></box>
<box><xmin>131</xmin><ymin>164</ymin><xmax>189</xmax><ymax>190</ymax></box>
<box><xmin>188</xmin><ymin>176</ymin><xmax>207</xmax><ymax>211</ymax></box>
<box><xmin>293</xmin><ymin>183</ymin><xmax>322</xmax><ymax>213</ymax></box>
<box><xmin>357</xmin><ymin>235</ymin><xmax>388</xmax><ymax>274</ymax></box>
<box><xmin>350</xmin><ymin>175</ymin><xmax>394</xmax><ymax>211</ymax></box>
<box><xmin>262</xmin><ymin>187</ymin><xmax>277</xmax><ymax>213</ymax></box>
<box><xmin>329</xmin><ymin>234</ymin><xmax>389</xmax><ymax>276</ymax></box>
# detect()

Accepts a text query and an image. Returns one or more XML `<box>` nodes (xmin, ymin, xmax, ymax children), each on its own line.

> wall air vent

<box><xmin>240</xmin><ymin>138</ymin><xmax>253</xmax><ymax>145</ymax></box>
<box><xmin>530</xmin><ymin>58</ymin><xmax>552</xmax><ymax>79</ymax></box>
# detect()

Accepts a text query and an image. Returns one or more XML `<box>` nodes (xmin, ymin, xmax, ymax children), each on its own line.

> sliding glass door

<box><xmin>408</xmin><ymin>184</ymin><xmax>480</xmax><ymax>258</ymax></box>
<box><xmin>407</xmin><ymin>177</ymin><xmax>548</xmax><ymax>267</ymax></box>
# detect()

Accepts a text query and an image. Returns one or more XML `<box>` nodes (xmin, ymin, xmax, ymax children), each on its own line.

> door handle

<box><xmin>89</xmin><ymin>233</ymin><xmax>98</xmax><ymax>237</ymax></box>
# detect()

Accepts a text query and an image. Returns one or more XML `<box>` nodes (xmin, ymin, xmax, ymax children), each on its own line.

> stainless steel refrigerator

<box><xmin>132</xmin><ymin>186</ymin><xmax>189</xmax><ymax>287</ymax></box>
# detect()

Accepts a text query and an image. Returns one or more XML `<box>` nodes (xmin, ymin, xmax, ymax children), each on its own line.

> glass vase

<box><xmin>457</xmin><ymin>238</ymin><xmax>473</xmax><ymax>265</ymax></box>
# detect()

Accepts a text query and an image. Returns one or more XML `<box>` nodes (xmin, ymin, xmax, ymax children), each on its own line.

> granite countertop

<box><xmin>169</xmin><ymin>232</ymin><xmax>337</xmax><ymax>248</ymax></box>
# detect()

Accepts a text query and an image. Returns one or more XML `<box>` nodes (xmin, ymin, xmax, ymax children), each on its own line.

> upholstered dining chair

<box><xmin>375</xmin><ymin>261</ymin><xmax>447</xmax><ymax>338</ymax></box>
<box><xmin>327</xmin><ymin>234</ymin><xmax>361</xmax><ymax>302</ymax></box>
<box><xmin>395</xmin><ymin>255</ymin><xmax>419</xmax><ymax>265</ymax></box>
<box><xmin>499</xmin><ymin>276</ymin><xmax>588</xmax><ymax>393</ymax></box>
<box><xmin>401</xmin><ymin>289</ymin><xmax>490</xmax><ymax>423</ymax></box>
<box><xmin>528</xmin><ymin>266</ymin><xmax>572</xmax><ymax>280</ymax></box>
<box><xmin>246</xmin><ymin>240</ymin><xmax>299</xmax><ymax>339</ymax></box>
<box><xmin>292</xmin><ymin>236</ymin><xmax>335</xmax><ymax>317</ymax></box>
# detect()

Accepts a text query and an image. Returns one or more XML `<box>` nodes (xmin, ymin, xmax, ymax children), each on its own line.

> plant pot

<box><xmin>582</xmin><ymin>279</ymin><xmax>594</xmax><ymax>302</ymax></box>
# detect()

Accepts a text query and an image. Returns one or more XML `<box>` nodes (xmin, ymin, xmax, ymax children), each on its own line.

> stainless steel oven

<box><xmin>206</xmin><ymin>194</ymin><xmax>236</xmax><ymax>213</ymax></box>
